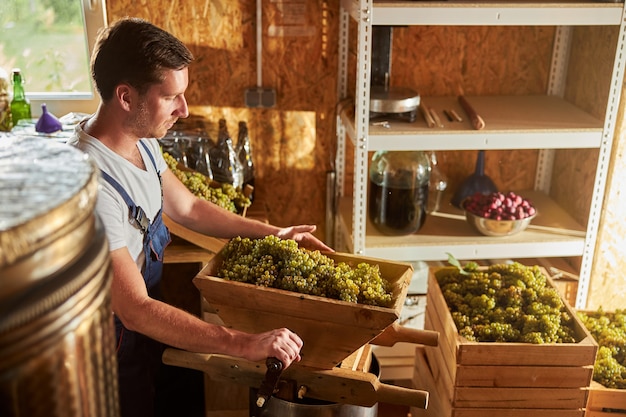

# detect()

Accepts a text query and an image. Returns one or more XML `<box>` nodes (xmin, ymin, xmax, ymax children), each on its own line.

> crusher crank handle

<box><xmin>256</xmin><ymin>357</ymin><xmax>284</xmax><ymax>408</ymax></box>
<box><xmin>370</xmin><ymin>322</ymin><xmax>439</xmax><ymax>347</ymax></box>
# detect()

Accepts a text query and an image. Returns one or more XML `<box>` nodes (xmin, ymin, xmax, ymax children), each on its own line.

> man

<box><xmin>69</xmin><ymin>17</ymin><xmax>333</xmax><ymax>417</ymax></box>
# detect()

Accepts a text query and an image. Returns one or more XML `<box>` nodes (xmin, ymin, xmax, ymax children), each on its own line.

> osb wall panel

<box><xmin>106</xmin><ymin>0</ymin><xmax>339</xmax><ymax>241</ymax></box>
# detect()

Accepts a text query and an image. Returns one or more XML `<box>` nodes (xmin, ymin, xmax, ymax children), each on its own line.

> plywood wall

<box><xmin>106</xmin><ymin>0</ymin><xmax>338</xmax><ymax>239</ymax></box>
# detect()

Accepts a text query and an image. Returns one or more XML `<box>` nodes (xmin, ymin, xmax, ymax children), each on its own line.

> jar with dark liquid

<box><xmin>369</xmin><ymin>150</ymin><xmax>431</xmax><ymax>235</ymax></box>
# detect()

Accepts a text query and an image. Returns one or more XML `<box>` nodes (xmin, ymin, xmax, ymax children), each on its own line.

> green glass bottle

<box><xmin>10</xmin><ymin>69</ymin><xmax>32</xmax><ymax>127</ymax></box>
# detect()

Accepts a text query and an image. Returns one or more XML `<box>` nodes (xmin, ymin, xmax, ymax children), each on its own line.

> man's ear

<box><xmin>115</xmin><ymin>84</ymin><xmax>134</xmax><ymax>111</ymax></box>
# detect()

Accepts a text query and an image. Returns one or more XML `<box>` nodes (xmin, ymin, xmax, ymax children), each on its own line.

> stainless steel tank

<box><xmin>0</xmin><ymin>135</ymin><xmax>118</xmax><ymax>416</ymax></box>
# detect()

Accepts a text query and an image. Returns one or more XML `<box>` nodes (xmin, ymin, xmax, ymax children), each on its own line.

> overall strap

<box><xmin>138</xmin><ymin>140</ymin><xmax>158</xmax><ymax>172</ymax></box>
<box><xmin>138</xmin><ymin>139</ymin><xmax>164</xmax><ymax>203</ymax></box>
<box><xmin>100</xmin><ymin>170</ymin><xmax>150</xmax><ymax>234</ymax></box>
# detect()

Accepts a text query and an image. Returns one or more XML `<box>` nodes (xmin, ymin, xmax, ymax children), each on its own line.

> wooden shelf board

<box><xmin>342</xmin><ymin>95</ymin><xmax>604</xmax><ymax>151</ymax></box>
<box><xmin>368</xmin><ymin>1</ymin><xmax>623</xmax><ymax>26</ymax></box>
<box><xmin>338</xmin><ymin>190</ymin><xmax>587</xmax><ymax>261</ymax></box>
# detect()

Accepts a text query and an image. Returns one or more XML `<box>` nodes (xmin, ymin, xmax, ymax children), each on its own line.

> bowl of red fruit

<box><xmin>462</xmin><ymin>191</ymin><xmax>537</xmax><ymax>237</ymax></box>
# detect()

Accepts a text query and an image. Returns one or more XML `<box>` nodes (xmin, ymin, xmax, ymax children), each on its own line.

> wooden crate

<box><xmin>586</xmin><ymin>381</ymin><xmax>626</xmax><ymax>417</ymax></box>
<box><xmin>193</xmin><ymin>249</ymin><xmax>413</xmax><ymax>369</ymax></box>
<box><xmin>579</xmin><ymin>310</ymin><xmax>626</xmax><ymax>417</ymax></box>
<box><xmin>411</xmin><ymin>346</ymin><xmax>586</xmax><ymax>417</ymax></box>
<box><xmin>418</xmin><ymin>266</ymin><xmax>597</xmax><ymax>413</ymax></box>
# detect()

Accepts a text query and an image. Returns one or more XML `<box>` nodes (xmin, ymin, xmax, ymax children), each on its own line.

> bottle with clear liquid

<box><xmin>369</xmin><ymin>151</ymin><xmax>431</xmax><ymax>235</ymax></box>
<box><xmin>10</xmin><ymin>69</ymin><xmax>31</xmax><ymax>127</ymax></box>
<box><xmin>236</xmin><ymin>121</ymin><xmax>255</xmax><ymax>200</ymax></box>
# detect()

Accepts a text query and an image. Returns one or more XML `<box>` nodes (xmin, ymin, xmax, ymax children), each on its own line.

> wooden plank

<box><xmin>420</xmin><ymin>343</ymin><xmax>455</xmax><ymax>404</ymax></box>
<box><xmin>452</xmin><ymin>408</ymin><xmax>584</xmax><ymax>417</ymax></box>
<box><xmin>586</xmin><ymin>381</ymin><xmax>626</xmax><ymax>413</ymax></box>
<box><xmin>453</xmin><ymin>386</ymin><xmax>588</xmax><ymax>409</ymax></box>
<box><xmin>455</xmin><ymin>364</ymin><xmax>593</xmax><ymax>388</ymax></box>
<box><xmin>424</xmin><ymin>280</ymin><xmax>458</xmax><ymax>381</ymax></box>
<box><xmin>163</xmin><ymin>214</ymin><xmax>227</xmax><ymax>254</ymax></box>
<box><xmin>412</xmin><ymin>346</ymin><xmax>451</xmax><ymax>417</ymax></box>
<box><xmin>163</xmin><ymin>244</ymin><xmax>215</xmax><ymax>264</ymax></box>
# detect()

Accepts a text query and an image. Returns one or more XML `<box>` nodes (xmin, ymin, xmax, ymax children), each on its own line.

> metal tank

<box><xmin>0</xmin><ymin>135</ymin><xmax>118</xmax><ymax>416</ymax></box>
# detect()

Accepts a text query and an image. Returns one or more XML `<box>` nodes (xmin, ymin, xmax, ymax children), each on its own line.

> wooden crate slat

<box><xmin>424</xmin><ymin>300</ymin><xmax>457</xmax><ymax>384</ymax></box>
<box><xmin>451</xmin><ymin>408</ymin><xmax>584</xmax><ymax>417</ymax></box>
<box><xmin>455</xmin><ymin>364</ymin><xmax>593</xmax><ymax>388</ymax></box>
<box><xmin>453</xmin><ymin>386</ymin><xmax>588</xmax><ymax>409</ymax></box>
<box><xmin>586</xmin><ymin>381</ymin><xmax>626</xmax><ymax>413</ymax></box>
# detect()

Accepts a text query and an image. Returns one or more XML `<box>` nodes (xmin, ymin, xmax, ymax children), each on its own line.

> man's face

<box><xmin>129</xmin><ymin>68</ymin><xmax>189</xmax><ymax>139</ymax></box>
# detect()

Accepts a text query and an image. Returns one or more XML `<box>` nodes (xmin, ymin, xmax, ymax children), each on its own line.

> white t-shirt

<box><xmin>69</xmin><ymin>120</ymin><xmax>167</xmax><ymax>271</ymax></box>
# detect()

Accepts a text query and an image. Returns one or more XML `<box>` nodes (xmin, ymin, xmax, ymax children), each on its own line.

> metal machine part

<box><xmin>256</xmin><ymin>357</ymin><xmax>284</xmax><ymax>408</ymax></box>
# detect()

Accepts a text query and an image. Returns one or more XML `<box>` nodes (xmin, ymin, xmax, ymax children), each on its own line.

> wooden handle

<box><xmin>375</xmin><ymin>381</ymin><xmax>429</xmax><ymax>409</ymax></box>
<box><xmin>458</xmin><ymin>95</ymin><xmax>485</xmax><ymax>130</ymax></box>
<box><xmin>370</xmin><ymin>322</ymin><xmax>439</xmax><ymax>347</ymax></box>
<box><xmin>419</xmin><ymin>104</ymin><xmax>436</xmax><ymax>128</ymax></box>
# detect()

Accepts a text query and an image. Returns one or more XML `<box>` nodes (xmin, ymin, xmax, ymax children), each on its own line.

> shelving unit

<box><xmin>334</xmin><ymin>0</ymin><xmax>626</xmax><ymax>309</ymax></box>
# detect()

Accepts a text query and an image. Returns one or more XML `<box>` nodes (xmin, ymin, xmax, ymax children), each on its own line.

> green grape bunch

<box><xmin>435</xmin><ymin>261</ymin><xmax>577</xmax><ymax>344</ymax></box>
<box><xmin>217</xmin><ymin>236</ymin><xmax>394</xmax><ymax>307</ymax></box>
<box><xmin>578</xmin><ymin>309</ymin><xmax>626</xmax><ymax>389</ymax></box>
<box><xmin>163</xmin><ymin>151</ymin><xmax>251</xmax><ymax>213</ymax></box>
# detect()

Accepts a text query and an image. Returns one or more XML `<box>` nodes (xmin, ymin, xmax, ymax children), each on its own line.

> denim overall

<box><xmin>100</xmin><ymin>141</ymin><xmax>171</xmax><ymax>417</ymax></box>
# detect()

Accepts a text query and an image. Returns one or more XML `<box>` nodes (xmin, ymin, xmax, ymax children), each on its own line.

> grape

<box><xmin>163</xmin><ymin>151</ymin><xmax>251</xmax><ymax>213</ymax></box>
<box><xmin>434</xmin><ymin>262</ymin><xmax>576</xmax><ymax>344</ymax></box>
<box><xmin>217</xmin><ymin>236</ymin><xmax>394</xmax><ymax>307</ymax></box>
<box><xmin>463</xmin><ymin>191</ymin><xmax>536</xmax><ymax>221</ymax></box>
<box><xmin>578</xmin><ymin>309</ymin><xmax>626</xmax><ymax>389</ymax></box>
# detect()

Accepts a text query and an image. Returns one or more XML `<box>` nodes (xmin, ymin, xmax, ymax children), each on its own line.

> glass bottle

<box><xmin>426</xmin><ymin>151</ymin><xmax>448</xmax><ymax>214</ymax></box>
<box><xmin>209</xmin><ymin>119</ymin><xmax>244</xmax><ymax>188</ymax></box>
<box><xmin>369</xmin><ymin>151</ymin><xmax>431</xmax><ymax>236</ymax></box>
<box><xmin>10</xmin><ymin>69</ymin><xmax>32</xmax><ymax>127</ymax></box>
<box><xmin>236</xmin><ymin>121</ymin><xmax>255</xmax><ymax>200</ymax></box>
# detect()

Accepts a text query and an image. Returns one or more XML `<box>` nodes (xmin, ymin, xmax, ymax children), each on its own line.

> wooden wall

<box><xmin>105</xmin><ymin>1</ymin><xmax>625</xmax><ymax>309</ymax></box>
<box><xmin>106</xmin><ymin>0</ymin><xmax>339</xmax><ymax>240</ymax></box>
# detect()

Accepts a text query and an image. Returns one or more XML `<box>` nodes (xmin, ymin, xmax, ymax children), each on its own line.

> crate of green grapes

<box><xmin>418</xmin><ymin>262</ymin><xmax>597</xmax><ymax>412</ymax></box>
<box><xmin>193</xmin><ymin>236</ymin><xmax>414</xmax><ymax>369</ymax></box>
<box><xmin>577</xmin><ymin>309</ymin><xmax>626</xmax><ymax>416</ymax></box>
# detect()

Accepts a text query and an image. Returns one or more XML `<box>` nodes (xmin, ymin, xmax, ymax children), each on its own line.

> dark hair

<box><xmin>91</xmin><ymin>17</ymin><xmax>194</xmax><ymax>101</ymax></box>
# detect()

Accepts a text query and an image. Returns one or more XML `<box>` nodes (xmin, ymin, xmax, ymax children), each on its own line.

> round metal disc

<box><xmin>370</xmin><ymin>86</ymin><xmax>420</xmax><ymax>114</ymax></box>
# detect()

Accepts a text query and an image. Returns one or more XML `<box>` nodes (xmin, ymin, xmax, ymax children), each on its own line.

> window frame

<box><xmin>27</xmin><ymin>0</ymin><xmax>107</xmax><ymax>117</ymax></box>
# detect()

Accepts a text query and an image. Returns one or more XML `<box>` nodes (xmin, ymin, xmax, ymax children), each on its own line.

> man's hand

<box><xmin>276</xmin><ymin>225</ymin><xmax>334</xmax><ymax>252</ymax></box>
<box><xmin>241</xmin><ymin>328</ymin><xmax>303</xmax><ymax>369</ymax></box>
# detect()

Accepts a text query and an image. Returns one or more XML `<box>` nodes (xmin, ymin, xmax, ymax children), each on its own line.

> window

<box><xmin>0</xmin><ymin>0</ymin><xmax>107</xmax><ymax>116</ymax></box>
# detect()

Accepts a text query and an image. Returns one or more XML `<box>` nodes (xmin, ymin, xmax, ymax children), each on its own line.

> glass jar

<box><xmin>369</xmin><ymin>150</ymin><xmax>431</xmax><ymax>235</ymax></box>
